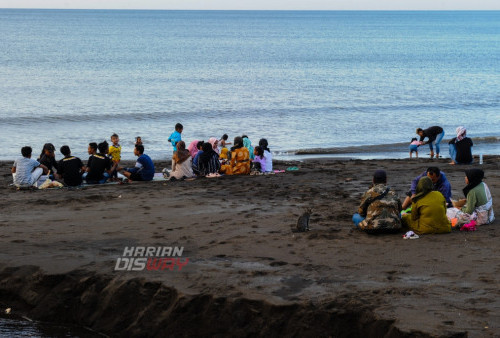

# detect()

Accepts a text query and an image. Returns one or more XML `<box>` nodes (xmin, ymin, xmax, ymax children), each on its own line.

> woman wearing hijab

<box><xmin>258</xmin><ymin>138</ymin><xmax>272</xmax><ymax>172</ymax></box>
<box><xmin>198</xmin><ymin>142</ymin><xmax>221</xmax><ymax>176</ymax></box>
<box><xmin>242</xmin><ymin>137</ymin><xmax>255</xmax><ymax>160</ymax></box>
<box><xmin>169</xmin><ymin>141</ymin><xmax>193</xmax><ymax>180</ymax></box>
<box><xmin>448</xmin><ymin>169</ymin><xmax>494</xmax><ymax>226</ymax></box>
<box><xmin>220</xmin><ymin>136</ymin><xmax>250</xmax><ymax>175</ymax></box>
<box><xmin>187</xmin><ymin>140</ymin><xmax>201</xmax><ymax>159</ymax></box>
<box><xmin>208</xmin><ymin>137</ymin><xmax>220</xmax><ymax>154</ymax></box>
<box><xmin>402</xmin><ymin>176</ymin><xmax>451</xmax><ymax>234</ymax></box>
<box><xmin>448</xmin><ymin>126</ymin><xmax>473</xmax><ymax>165</ymax></box>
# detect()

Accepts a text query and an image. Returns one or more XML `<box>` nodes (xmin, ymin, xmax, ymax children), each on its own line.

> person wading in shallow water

<box><xmin>416</xmin><ymin>126</ymin><xmax>445</xmax><ymax>159</ymax></box>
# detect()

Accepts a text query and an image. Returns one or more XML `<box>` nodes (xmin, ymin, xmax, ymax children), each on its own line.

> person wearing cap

<box><xmin>352</xmin><ymin>170</ymin><xmax>402</xmax><ymax>233</ymax></box>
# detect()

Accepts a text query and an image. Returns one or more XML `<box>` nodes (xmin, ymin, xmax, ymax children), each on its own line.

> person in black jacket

<box><xmin>416</xmin><ymin>126</ymin><xmax>445</xmax><ymax>159</ymax></box>
<box><xmin>448</xmin><ymin>126</ymin><xmax>473</xmax><ymax>165</ymax></box>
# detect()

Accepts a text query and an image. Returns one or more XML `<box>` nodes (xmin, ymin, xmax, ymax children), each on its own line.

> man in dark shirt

<box><xmin>119</xmin><ymin>144</ymin><xmax>155</xmax><ymax>181</ymax></box>
<box><xmin>85</xmin><ymin>141</ymin><xmax>117</xmax><ymax>184</ymax></box>
<box><xmin>416</xmin><ymin>126</ymin><xmax>445</xmax><ymax>159</ymax></box>
<box><xmin>57</xmin><ymin>145</ymin><xmax>85</xmax><ymax>186</ymax></box>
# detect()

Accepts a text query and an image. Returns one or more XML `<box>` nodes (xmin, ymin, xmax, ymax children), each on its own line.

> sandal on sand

<box><xmin>403</xmin><ymin>231</ymin><xmax>419</xmax><ymax>240</ymax></box>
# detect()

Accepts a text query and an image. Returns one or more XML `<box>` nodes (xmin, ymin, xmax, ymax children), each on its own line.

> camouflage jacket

<box><xmin>357</xmin><ymin>184</ymin><xmax>402</xmax><ymax>231</ymax></box>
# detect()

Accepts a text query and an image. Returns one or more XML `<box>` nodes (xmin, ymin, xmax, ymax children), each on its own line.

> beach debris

<box><xmin>296</xmin><ymin>207</ymin><xmax>313</xmax><ymax>232</ymax></box>
<box><xmin>403</xmin><ymin>231</ymin><xmax>419</xmax><ymax>240</ymax></box>
<box><xmin>5</xmin><ymin>307</ymin><xmax>11</xmax><ymax>314</ymax></box>
<box><xmin>118</xmin><ymin>195</ymin><xmax>122</xmax><ymax>199</ymax></box>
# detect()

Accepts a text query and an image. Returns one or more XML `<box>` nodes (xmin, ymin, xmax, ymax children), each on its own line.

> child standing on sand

<box><xmin>168</xmin><ymin>123</ymin><xmax>183</xmax><ymax>152</ymax></box>
<box><xmin>409</xmin><ymin>138</ymin><xmax>423</xmax><ymax>159</ymax></box>
<box><xmin>108</xmin><ymin>133</ymin><xmax>121</xmax><ymax>179</ymax></box>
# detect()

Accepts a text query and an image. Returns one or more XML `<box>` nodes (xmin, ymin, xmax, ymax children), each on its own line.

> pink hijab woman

<box><xmin>187</xmin><ymin>140</ymin><xmax>200</xmax><ymax>159</ymax></box>
<box><xmin>208</xmin><ymin>137</ymin><xmax>220</xmax><ymax>154</ymax></box>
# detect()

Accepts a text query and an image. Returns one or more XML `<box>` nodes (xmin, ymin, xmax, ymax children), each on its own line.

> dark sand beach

<box><xmin>0</xmin><ymin>156</ymin><xmax>499</xmax><ymax>337</ymax></box>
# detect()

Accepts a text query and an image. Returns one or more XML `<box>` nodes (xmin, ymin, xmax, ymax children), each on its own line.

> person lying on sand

<box><xmin>352</xmin><ymin>170</ymin><xmax>402</xmax><ymax>233</ymax></box>
<box><xmin>401</xmin><ymin>167</ymin><xmax>452</xmax><ymax>210</ymax></box>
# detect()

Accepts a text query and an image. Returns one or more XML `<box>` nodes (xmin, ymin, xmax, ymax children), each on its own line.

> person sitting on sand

<box><xmin>197</xmin><ymin>142</ymin><xmax>220</xmax><ymax>176</ymax></box>
<box><xmin>251</xmin><ymin>146</ymin><xmax>266</xmax><ymax>173</ymax></box>
<box><xmin>242</xmin><ymin>136</ymin><xmax>255</xmax><ymax>160</ymax></box>
<box><xmin>402</xmin><ymin>176</ymin><xmax>451</xmax><ymax>234</ymax></box>
<box><xmin>409</xmin><ymin>138</ymin><xmax>423</xmax><ymax>159</ymax></box>
<box><xmin>37</xmin><ymin>143</ymin><xmax>58</xmax><ymax>178</ymax></box>
<box><xmin>448</xmin><ymin>126</ymin><xmax>473</xmax><ymax>165</ymax></box>
<box><xmin>187</xmin><ymin>140</ymin><xmax>201</xmax><ymax>159</ymax></box>
<box><xmin>56</xmin><ymin>145</ymin><xmax>85</xmax><ymax>187</ymax></box>
<box><xmin>12</xmin><ymin>146</ymin><xmax>48</xmax><ymax>188</ymax></box>
<box><xmin>169</xmin><ymin>141</ymin><xmax>193</xmax><ymax>180</ymax></box>
<box><xmin>447</xmin><ymin>169</ymin><xmax>494</xmax><ymax>226</ymax></box>
<box><xmin>258</xmin><ymin>138</ymin><xmax>272</xmax><ymax>172</ymax></box>
<box><xmin>119</xmin><ymin>144</ymin><xmax>155</xmax><ymax>182</ymax></box>
<box><xmin>208</xmin><ymin>137</ymin><xmax>220</xmax><ymax>155</ymax></box>
<box><xmin>416</xmin><ymin>126</ymin><xmax>445</xmax><ymax>159</ymax></box>
<box><xmin>192</xmin><ymin>141</ymin><xmax>205</xmax><ymax>176</ymax></box>
<box><xmin>85</xmin><ymin>141</ymin><xmax>118</xmax><ymax>184</ymax></box>
<box><xmin>352</xmin><ymin>170</ymin><xmax>402</xmax><ymax>233</ymax></box>
<box><xmin>220</xmin><ymin>136</ymin><xmax>251</xmax><ymax>175</ymax></box>
<box><xmin>401</xmin><ymin>167</ymin><xmax>452</xmax><ymax>210</ymax></box>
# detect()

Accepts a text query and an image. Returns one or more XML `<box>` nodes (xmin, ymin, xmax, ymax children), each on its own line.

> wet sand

<box><xmin>0</xmin><ymin>156</ymin><xmax>499</xmax><ymax>337</ymax></box>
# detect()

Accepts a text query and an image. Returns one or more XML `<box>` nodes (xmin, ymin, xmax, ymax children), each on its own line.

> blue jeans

<box><xmin>352</xmin><ymin>213</ymin><xmax>365</xmax><ymax>227</ymax></box>
<box><xmin>429</xmin><ymin>131</ymin><xmax>445</xmax><ymax>154</ymax></box>
<box><xmin>449</xmin><ymin>143</ymin><xmax>456</xmax><ymax>162</ymax></box>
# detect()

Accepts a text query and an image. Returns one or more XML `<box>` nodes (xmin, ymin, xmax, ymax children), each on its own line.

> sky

<box><xmin>0</xmin><ymin>0</ymin><xmax>499</xmax><ymax>10</ymax></box>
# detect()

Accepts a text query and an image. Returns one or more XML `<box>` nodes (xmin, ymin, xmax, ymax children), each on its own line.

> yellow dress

<box><xmin>220</xmin><ymin>147</ymin><xmax>250</xmax><ymax>175</ymax></box>
<box><xmin>402</xmin><ymin>191</ymin><xmax>451</xmax><ymax>234</ymax></box>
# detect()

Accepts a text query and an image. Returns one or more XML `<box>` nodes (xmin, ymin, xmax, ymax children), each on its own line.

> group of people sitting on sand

<box><xmin>166</xmin><ymin>123</ymin><xmax>272</xmax><ymax>180</ymax></box>
<box><xmin>409</xmin><ymin>125</ymin><xmax>474</xmax><ymax>165</ymax></box>
<box><xmin>352</xmin><ymin>166</ymin><xmax>494</xmax><ymax>235</ymax></box>
<box><xmin>10</xmin><ymin>123</ymin><xmax>273</xmax><ymax>189</ymax></box>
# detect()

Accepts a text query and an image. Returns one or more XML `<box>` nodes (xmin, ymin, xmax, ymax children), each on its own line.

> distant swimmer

<box><xmin>416</xmin><ymin>126</ymin><xmax>445</xmax><ymax>159</ymax></box>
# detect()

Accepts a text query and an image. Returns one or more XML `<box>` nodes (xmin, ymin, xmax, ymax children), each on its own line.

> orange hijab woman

<box><xmin>220</xmin><ymin>136</ymin><xmax>250</xmax><ymax>175</ymax></box>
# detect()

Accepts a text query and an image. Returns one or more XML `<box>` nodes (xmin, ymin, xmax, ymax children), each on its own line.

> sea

<box><xmin>0</xmin><ymin>10</ymin><xmax>499</xmax><ymax>162</ymax></box>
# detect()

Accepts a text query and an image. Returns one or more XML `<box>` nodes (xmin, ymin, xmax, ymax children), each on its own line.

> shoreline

<box><xmin>1</xmin><ymin>157</ymin><xmax>499</xmax><ymax>336</ymax></box>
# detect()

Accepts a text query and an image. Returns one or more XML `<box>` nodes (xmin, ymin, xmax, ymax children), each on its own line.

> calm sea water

<box><xmin>0</xmin><ymin>10</ymin><xmax>499</xmax><ymax>161</ymax></box>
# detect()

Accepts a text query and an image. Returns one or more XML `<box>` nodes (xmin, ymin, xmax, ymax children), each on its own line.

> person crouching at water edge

<box><xmin>352</xmin><ymin>170</ymin><xmax>402</xmax><ymax>233</ymax></box>
<box><xmin>416</xmin><ymin>125</ymin><xmax>445</xmax><ymax>159</ymax></box>
<box><xmin>12</xmin><ymin>146</ymin><xmax>48</xmax><ymax>188</ymax></box>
